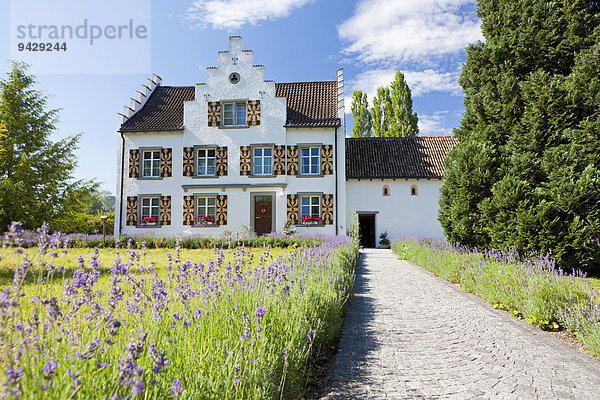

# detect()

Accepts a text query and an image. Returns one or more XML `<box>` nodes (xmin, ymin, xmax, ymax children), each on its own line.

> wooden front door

<box><xmin>254</xmin><ymin>196</ymin><xmax>272</xmax><ymax>236</ymax></box>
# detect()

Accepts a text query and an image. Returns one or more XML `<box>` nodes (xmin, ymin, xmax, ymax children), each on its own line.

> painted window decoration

<box><xmin>195</xmin><ymin>196</ymin><xmax>217</xmax><ymax>226</ymax></box>
<box><xmin>383</xmin><ymin>185</ymin><xmax>390</xmax><ymax>196</ymax></box>
<box><xmin>411</xmin><ymin>184</ymin><xmax>419</xmax><ymax>196</ymax></box>
<box><xmin>223</xmin><ymin>101</ymin><xmax>247</xmax><ymax>127</ymax></box>
<box><xmin>142</xmin><ymin>150</ymin><xmax>161</xmax><ymax>178</ymax></box>
<box><xmin>300</xmin><ymin>195</ymin><xmax>322</xmax><ymax>224</ymax></box>
<box><xmin>253</xmin><ymin>147</ymin><xmax>273</xmax><ymax>176</ymax></box>
<box><xmin>140</xmin><ymin>197</ymin><xmax>160</xmax><ymax>226</ymax></box>
<box><xmin>300</xmin><ymin>147</ymin><xmax>320</xmax><ymax>175</ymax></box>
<box><xmin>197</xmin><ymin>148</ymin><xmax>216</xmax><ymax>176</ymax></box>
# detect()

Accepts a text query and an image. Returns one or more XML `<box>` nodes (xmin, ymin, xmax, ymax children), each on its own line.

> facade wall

<box><xmin>115</xmin><ymin>37</ymin><xmax>342</xmax><ymax>236</ymax></box>
<box><xmin>346</xmin><ymin>179</ymin><xmax>445</xmax><ymax>241</ymax></box>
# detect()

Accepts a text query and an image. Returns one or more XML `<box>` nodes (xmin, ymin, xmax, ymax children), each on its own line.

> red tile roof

<box><xmin>345</xmin><ymin>136</ymin><xmax>458</xmax><ymax>179</ymax></box>
<box><xmin>275</xmin><ymin>81</ymin><xmax>340</xmax><ymax>127</ymax></box>
<box><xmin>120</xmin><ymin>86</ymin><xmax>195</xmax><ymax>132</ymax></box>
<box><xmin>119</xmin><ymin>80</ymin><xmax>341</xmax><ymax>132</ymax></box>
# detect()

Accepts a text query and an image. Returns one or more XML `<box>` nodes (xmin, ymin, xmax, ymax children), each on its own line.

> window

<box><xmin>197</xmin><ymin>148</ymin><xmax>216</xmax><ymax>176</ymax></box>
<box><xmin>300</xmin><ymin>147</ymin><xmax>320</xmax><ymax>175</ymax></box>
<box><xmin>253</xmin><ymin>147</ymin><xmax>273</xmax><ymax>175</ymax></box>
<box><xmin>300</xmin><ymin>195</ymin><xmax>321</xmax><ymax>224</ymax></box>
<box><xmin>140</xmin><ymin>197</ymin><xmax>160</xmax><ymax>226</ymax></box>
<box><xmin>195</xmin><ymin>196</ymin><xmax>217</xmax><ymax>226</ymax></box>
<box><xmin>142</xmin><ymin>150</ymin><xmax>160</xmax><ymax>178</ymax></box>
<box><xmin>383</xmin><ymin>185</ymin><xmax>390</xmax><ymax>196</ymax></box>
<box><xmin>223</xmin><ymin>101</ymin><xmax>246</xmax><ymax>127</ymax></box>
<box><xmin>411</xmin><ymin>184</ymin><xmax>419</xmax><ymax>196</ymax></box>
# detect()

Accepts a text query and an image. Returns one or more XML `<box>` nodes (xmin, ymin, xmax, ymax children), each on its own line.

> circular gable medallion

<box><xmin>229</xmin><ymin>72</ymin><xmax>240</xmax><ymax>84</ymax></box>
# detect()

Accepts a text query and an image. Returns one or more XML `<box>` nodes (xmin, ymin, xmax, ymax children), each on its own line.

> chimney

<box><xmin>337</xmin><ymin>68</ymin><xmax>345</xmax><ymax>134</ymax></box>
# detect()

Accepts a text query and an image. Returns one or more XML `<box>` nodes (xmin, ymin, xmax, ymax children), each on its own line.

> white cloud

<box><xmin>338</xmin><ymin>0</ymin><xmax>482</xmax><ymax>65</ymax></box>
<box><xmin>418</xmin><ymin>111</ymin><xmax>454</xmax><ymax>136</ymax></box>
<box><xmin>346</xmin><ymin>68</ymin><xmax>461</xmax><ymax>106</ymax></box>
<box><xmin>186</xmin><ymin>0</ymin><xmax>314</xmax><ymax>30</ymax></box>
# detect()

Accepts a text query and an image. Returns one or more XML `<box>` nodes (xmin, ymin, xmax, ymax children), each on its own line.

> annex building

<box><xmin>114</xmin><ymin>36</ymin><xmax>456</xmax><ymax>246</ymax></box>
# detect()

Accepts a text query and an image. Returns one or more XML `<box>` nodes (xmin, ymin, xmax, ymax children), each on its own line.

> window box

<box><xmin>194</xmin><ymin>215</ymin><xmax>216</xmax><ymax>227</ymax></box>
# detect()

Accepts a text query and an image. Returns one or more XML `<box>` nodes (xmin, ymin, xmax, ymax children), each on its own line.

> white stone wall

<box><xmin>115</xmin><ymin>37</ymin><xmax>342</xmax><ymax>236</ymax></box>
<box><xmin>346</xmin><ymin>179</ymin><xmax>445</xmax><ymax>242</ymax></box>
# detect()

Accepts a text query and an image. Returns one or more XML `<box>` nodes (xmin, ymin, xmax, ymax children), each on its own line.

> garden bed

<box><xmin>0</xmin><ymin>224</ymin><xmax>359</xmax><ymax>399</ymax></box>
<box><xmin>392</xmin><ymin>237</ymin><xmax>600</xmax><ymax>358</ymax></box>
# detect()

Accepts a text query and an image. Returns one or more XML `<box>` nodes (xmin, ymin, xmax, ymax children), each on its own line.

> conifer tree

<box><xmin>351</xmin><ymin>90</ymin><xmax>372</xmax><ymax>137</ymax></box>
<box><xmin>439</xmin><ymin>0</ymin><xmax>600</xmax><ymax>272</ymax></box>
<box><xmin>0</xmin><ymin>62</ymin><xmax>98</xmax><ymax>230</ymax></box>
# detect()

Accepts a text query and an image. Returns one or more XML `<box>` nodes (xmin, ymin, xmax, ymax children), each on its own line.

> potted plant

<box><xmin>282</xmin><ymin>219</ymin><xmax>296</xmax><ymax>236</ymax></box>
<box><xmin>379</xmin><ymin>231</ymin><xmax>390</xmax><ymax>248</ymax></box>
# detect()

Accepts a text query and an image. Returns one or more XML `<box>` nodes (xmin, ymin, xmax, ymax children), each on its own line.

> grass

<box><xmin>392</xmin><ymin>237</ymin><xmax>600</xmax><ymax>358</ymax></box>
<box><xmin>0</xmin><ymin>232</ymin><xmax>359</xmax><ymax>399</ymax></box>
<box><xmin>0</xmin><ymin>247</ymin><xmax>290</xmax><ymax>288</ymax></box>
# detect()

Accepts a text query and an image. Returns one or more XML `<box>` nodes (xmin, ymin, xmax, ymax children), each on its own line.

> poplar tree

<box><xmin>0</xmin><ymin>62</ymin><xmax>98</xmax><ymax>231</ymax></box>
<box><xmin>351</xmin><ymin>90</ymin><xmax>372</xmax><ymax>137</ymax></box>
<box><xmin>439</xmin><ymin>0</ymin><xmax>600</xmax><ymax>272</ymax></box>
<box><xmin>371</xmin><ymin>71</ymin><xmax>418</xmax><ymax>137</ymax></box>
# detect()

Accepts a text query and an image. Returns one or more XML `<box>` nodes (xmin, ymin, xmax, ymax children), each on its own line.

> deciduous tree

<box><xmin>350</xmin><ymin>90</ymin><xmax>372</xmax><ymax>137</ymax></box>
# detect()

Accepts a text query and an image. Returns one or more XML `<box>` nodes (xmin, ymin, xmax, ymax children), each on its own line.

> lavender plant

<box><xmin>0</xmin><ymin>224</ymin><xmax>359</xmax><ymax>399</ymax></box>
<box><xmin>392</xmin><ymin>237</ymin><xmax>600</xmax><ymax>357</ymax></box>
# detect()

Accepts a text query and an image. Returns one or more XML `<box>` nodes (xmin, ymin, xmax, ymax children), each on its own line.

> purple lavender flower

<box><xmin>42</xmin><ymin>360</ymin><xmax>59</xmax><ymax>380</ymax></box>
<box><xmin>254</xmin><ymin>305</ymin><xmax>267</xmax><ymax>318</ymax></box>
<box><xmin>169</xmin><ymin>379</ymin><xmax>183</xmax><ymax>397</ymax></box>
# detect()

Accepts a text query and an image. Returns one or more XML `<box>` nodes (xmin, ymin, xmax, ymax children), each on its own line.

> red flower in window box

<box><xmin>139</xmin><ymin>216</ymin><xmax>158</xmax><ymax>226</ymax></box>
<box><xmin>301</xmin><ymin>215</ymin><xmax>321</xmax><ymax>225</ymax></box>
<box><xmin>194</xmin><ymin>216</ymin><xmax>216</xmax><ymax>227</ymax></box>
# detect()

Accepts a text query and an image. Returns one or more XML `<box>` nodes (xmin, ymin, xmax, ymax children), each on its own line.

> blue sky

<box><xmin>0</xmin><ymin>0</ymin><xmax>482</xmax><ymax>194</ymax></box>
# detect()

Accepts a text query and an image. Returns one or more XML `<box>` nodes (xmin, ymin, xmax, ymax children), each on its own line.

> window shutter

<box><xmin>160</xmin><ymin>148</ymin><xmax>172</xmax><ymax>178</ymax></box>
<box><xmin>239</xmin><ymin>146</ymin><xmax>251</xmax><ymax>176</ymax></box>
<box><xmin>287</xmin><ymin>194</ymin><xmax>298</xmax><ymax>225</ymax></box>
<box><xmin>246</xmin><ymin>100</ymin><xmax>260</xmax><ymax>126</ymax></box>
<box><xmin>126</xmin><ymin>196</ymin><xmax>138</xmax><ymax>226</ymax></box>
<box><xmin>216</xmin><ymin>146</ymin><xmax>228</xmax><ymax>176</ymax></box>
<box><xmin>273</xmin><ymin>145</ymin><xmax>286</xmax><ymax>176</ymax></box>
<box><xmin>321</xmin><ymin>145</ymin><xmax>333</xmax><ymax>175</ymax></box>
<box><xmin>208</xmin><ymin>101</ymin><xmax>221</xmax><ymax>127</ymax></box>
<box><xmin>286</xmin><ymin>145</ymin><xmax>298</xmax><ymax>176</ymax></box>
<box><xmin>183</xmin><ymin>195</ymin><xmax>194</xmax><ymax>226</ymax></box>
<box><xmin>160</xmin><ymin>195</ymin><xmax>171</xmax><ymax>225</ymax></box>
<box><xmin>322</xmin><ymin>194</ymin><xmax>334</xmax><ymax>225</ymax></box>
<box><xmin>183</xmin><ymin>147</ymin><xmax>194</xmax><ymax>177</ymax></box>
<box><xmin>129</xmin><ymin>149</ymin><xmax>140</xmax><ymax>178</ymax></box>
<box><xmin>216</xmin><ymin>195</ymin><xmax>227</xmax><ymax>226</ymax></box>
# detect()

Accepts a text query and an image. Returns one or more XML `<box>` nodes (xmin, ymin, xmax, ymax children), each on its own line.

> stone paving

<box><xmin>320</xmin><ymin>249</ymin><xmax>600</xmax><ymax>400</ymax></box>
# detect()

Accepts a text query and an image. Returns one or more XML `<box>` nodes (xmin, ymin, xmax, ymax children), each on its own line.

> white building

<box><xmin>114</xmin><ymin>36</ymin><xmax>456</xmax><ymax>246</ymax></box>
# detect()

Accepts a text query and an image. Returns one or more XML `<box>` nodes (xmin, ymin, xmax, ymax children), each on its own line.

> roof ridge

<box><xmin>276</xmin><ymin>80</ymin><xmax>337</xmax><ymax>85</ymax></box>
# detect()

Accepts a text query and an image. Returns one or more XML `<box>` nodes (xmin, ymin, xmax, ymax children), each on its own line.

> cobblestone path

<box><xmin>320</xmin><ymin>249</ymin><xmax>600</xmax><ymax>400</ymax></box>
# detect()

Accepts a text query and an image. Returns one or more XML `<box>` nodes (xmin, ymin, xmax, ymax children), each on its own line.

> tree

<box><xmin>350</xmin><ymin>90</ymin><xmax>372</xmax><ymax>137</ymax></box>
<box><xmin>370</xmin><ymin>71</ymin><xmax>418</xmax><ymax>137</ymax></box>
<box><xmin>0</xmin><ymin>62</ymin><xmax>99</xmax><ymax>231</ymax></box>
<box><xmin>439</xmin><ymin>0</ymin><xmax>600</xmax><ymax>272</ymax></box>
